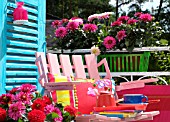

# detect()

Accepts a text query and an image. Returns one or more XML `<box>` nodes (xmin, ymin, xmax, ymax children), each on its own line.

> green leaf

<box><xmin>160</xmin><ymin>39</ymin><xmax>168</xmax><ymax>45</ymax></box>
<box><xmin>18</xmin><ymin>118</ymin><xmax>23</xmax><ymax>122</ymax></box>
<box><xmin>52</xmin><ymin>112</ymin><xmax>59</xmax><ymax>119</ymax></box>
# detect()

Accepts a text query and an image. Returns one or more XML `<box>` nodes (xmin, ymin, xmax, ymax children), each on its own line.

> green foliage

<box><xmin>46</xmin><ymin>0</ymin><xmax>114</xmax><ymax>19</ymax></box>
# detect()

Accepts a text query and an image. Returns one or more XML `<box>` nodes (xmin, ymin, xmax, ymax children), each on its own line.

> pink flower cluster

<box><xmin>0</xmin><ymin>84</ymin><xmax>78</xmax><ymax>122</ymax></box>
<box><xmin>53</xmin><ymin>17</ymin><xmax>99</xmax><ymax>39</ymax></box>
<box><xmin>103</xmin><ymin>12</ymin><xmax>153</xmax><ymax>49</ymax></box>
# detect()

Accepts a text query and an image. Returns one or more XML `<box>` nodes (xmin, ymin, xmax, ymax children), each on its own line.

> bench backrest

<box><xmin>35</xmin><ymin>52</ymin><xmax>111</xmax><ymax>87</ymax></box>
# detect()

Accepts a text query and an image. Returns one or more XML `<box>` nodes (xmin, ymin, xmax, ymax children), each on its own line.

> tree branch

<box><xmin>118</xmin><ymin>1</ymin><xmax>130</xmax><ymax>8</ymax></box>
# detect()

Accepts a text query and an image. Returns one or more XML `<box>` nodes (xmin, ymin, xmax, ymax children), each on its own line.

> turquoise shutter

<box><xmin>0</xmin><ymin>0</ymin><xmax>46</xmax><ymax>94</ymax></box>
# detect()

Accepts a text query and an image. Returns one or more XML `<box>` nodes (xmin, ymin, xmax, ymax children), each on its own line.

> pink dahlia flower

<box><xmin>55</xmin><ymin>27</ymin><xmax>67</xmax><ymax>38</ymax></box>
<box><xmin>127</xmin><ymin>19</ymin><xmax>138</xmax><ymax>25</ymax></box>
<box><xmin>103</xmin><ymin>36</ymin><xmax>117</xmax><ymax>49</ymax></box>
<box><xmin>51</xmin><ymin>20</ymin><xmax>61</xmax><ymax>28</ymax></box>
<box><xmin>116</xmin><ymin>30</ymin><xmax>126</xmax><ymax>41</ymax></box>
<box><xmin>44</xmin><ymin>104</ymin><xmax>63</xmax><ymax>122</ymax></box>
<box><xmin>111</xmin><ymin>21</ymin><xmax>122</xmax><ymax>27</ymax></box>
<box><xmin>88</xmin><ymin>14</ymin><xmax>98</xmax><ymax>22</ymax></box>
<box><xmin>8</xmin><ymin>102</ymin><xmax>26</xmax><ymax>120</ymax></box>
<box><xmin>0</xmin><ymin>93</ymin><xmax>13</xmax><ymax>105</ymax></box>
<box><xmin>134</xmin><ymin>12</ymin><xmax>143</xmax><ymax>17</ymax></box>
<box><xmin>66</xmin><ymin>21</ymin><xmax>79</xmax><ymax>31</ymax></box>
<box><xmin>15</xmin><ymin>92</ymin><xmax>31</xmax><ymax>105</ymax></box>
<box><xmin>61</xmin><ymin>18</ymin><xmax>69</xmax><ymax>23</ymax></box>
<box><xmin>44</xmin><ymin>104</ymin><xmax>55</xmax><ymax>114</ymax></box>
<box><xmin>117</xmin><ymin>16</ymin><xmax>129</xmax><ymax>22</ymax></box>
<box><xmin>70</xmin><ymin>17</ymin><xmax>83</xmax><ymax>25</ymax></box>
<box><xmin>18</xmin><ymin>84</ymin><xmax>36</xmax><ymax>93</ymax></box>
<box><xmin>83</xmin><ymin>24</ymin><xmax>98</xmax><ymax>32</ymax></box>
<box><xmin>139</xmin><ymin>13</ymin><xmax>153</xmax><ymax>22</ymax></box>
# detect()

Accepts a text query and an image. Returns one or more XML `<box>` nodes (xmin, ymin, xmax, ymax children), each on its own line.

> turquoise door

<box><xmin>0</xmin><ymin>0</ymin><xmax>46</xmax><ymax>94</ymax></box>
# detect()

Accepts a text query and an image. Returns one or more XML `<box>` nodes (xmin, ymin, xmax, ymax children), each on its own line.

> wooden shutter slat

<box><xmin>7</xmin><ymin>48</ymin><xmax>36</xmax><ymax>55</ymax></box>
<box><xmin>6</xmin><ymin>63</ymin><xmax>37</xmax><ymax>69</ymax></box>
<box><xmin>6</xmin><ymin>71</ymin><xmax>38</xmax><ymax>76</ymax></box>
<box><xmin>7</xmin><ymin>40</ymin><xmax>38</xmax><ymax>48</ymax></box>
<box><xmin>7</xmin><ymin>33</ymin><xmax>38</xmax><ymax>41</ymax></box>
<box><xmin>6</xmin><ymin>55</ymin><xmax>35</xmax><ymax>62</ymax></box>
<box><xmin>7</xmin><ymin>25</ymin><xmax>38</xmax><ymax>35</ymax></box>
<box><xmin>6</xmin><ymin>78</ymin><xmax>37</xmax><ymax>83</ymax></box>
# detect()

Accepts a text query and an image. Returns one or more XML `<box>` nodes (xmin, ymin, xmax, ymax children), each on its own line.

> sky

<box><xmin>109</xmin><ymin>0</ymin><xmax>160</xmax><ymax>12</ymax></box>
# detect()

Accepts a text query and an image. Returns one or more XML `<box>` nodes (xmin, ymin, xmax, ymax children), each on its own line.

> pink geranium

<box><xmin>127</xmin><ymin>19</ymin><xmax>138</xmax><ymax>25</ymax></box>
<box><xmin>111</xmin><ymin>21</ymin><xmax>122</xmax><ymax>26</ymax></box>
<box><xmin>55</xmin><ymin>27</ymin><xmax>67</xmax><ymax>38</ymax></box>
<box><xmin>139</xmin><ymin>13</ymin><xmax>153</xmax><ymax>22</ymax></box>
<box><xmin>117</xmin><ymin>30</ymin><xmax>126</xmax><ymax>41</ymax></box>
<box><xmin>8</xmin><ymin>102</ymin><xmax>26</xmax><ymax>120</ymax></box>
<box><xmin>66</xmin><ymin>21</ymin><xmax>79</xmax><ymax>31</ymax></box>
<box><xmin>103</xmin><ymin>36</ymin><xmax>117</xmax><ymax>49</ymax></box>
<box><xmin>83</xmin><ymin>24</ymin><xmax>98</xmax><ymax>32</ymax></box>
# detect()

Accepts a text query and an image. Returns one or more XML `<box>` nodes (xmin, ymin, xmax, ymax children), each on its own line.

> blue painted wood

<box><xmin>6</xmin><ymin>63</ymin><xmax>37</xmax><ymax>69</ymax></box>
<box><xmin>6</xmin><ymin>71</ymin><xmax>38</xmax><ymax>76</ymax></box>
<box><xmin>7</xmin><ymin>48</ymin><xmax>36</xmax><ymax>55</ymax></box>
<box><xmin>6</xmin><ymin>78</ymin><xmax>37</xmax><ymax>83</ymax></box>
<box><xmin>0</xmin><ymin>0</ymin><xmax>46</xmax><ymax>94</ymax></box>
<box><xmin>7</xmin><ymin>40</ymin><xmax>38</xmax><ymax>48</ymax></box>
<box><xmin>6</xmin><ymin>55</ymin><xmax>35</xmax><ymax>62</ymax></box>
<box><xmin>0</xmin><ymin>0</ymin><xmax>7</xmax><ymax>95</ymax></box>
<box><xmin>7</xmin><ymin>33</ymin><xmax>38</xmax><ymax>41</ymax></box>
<box><xmin>7</xmin><ymin>25</ymin><xmax>38</xmax><ymax>34</ymax></box>
<box><xmin>37</xmin><ymin>0</ymin><xmax>46</xmax><ymax>92</ymax></box>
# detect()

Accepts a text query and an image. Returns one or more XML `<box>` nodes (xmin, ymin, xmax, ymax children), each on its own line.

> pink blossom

<box><xmin>111</xmin><ymin>21</ymin><xmax>122</xmax><ymax>26</ymax></box>
<box><xmin>18</xmin><ymin>84</ymin><xmax>36</xmax><ymax>93</ymax></box>
<box><xmin>103</xmin><ymin>36</ymin><xmax>117</xmax><ymax>49</ymax></box>
<box><xmin>88</xmin><ymin>14</ymin><xmax>99</xmax><ymax>21</ymax></box>
<box><xmin>44</xmin><ymin>104</ymin><xmax>55</xmax><ymax>114</ymax></box>
<box><xmin>70</xmin><ymin>17</ymin><xmax>83</xmax><ymax>25</ymax></box>
<box><xmin>117</xmin><ymin>16</ymin><xmax>129</xmax><ymax>22</ymax></box>
<box><xmin>66</xmin><ymin>21</ymin><xmax>79</xmax><ymax>31</ymax></box>
<box><xmin>8</xmin><ymin>102</ymin><xmax>26</xmax><ymax>120</ymax></box>
<box><xmin>134</xmin><ymin>12</ymin><xmax>143</xmax><ymax>17</ymax></box>
<box><xmin>98</xmin><ymin>13</ymin><xmax>109</xmax><ymax>20</ymax></box>
<box><xmin>15</xmin><ymin>92</ymin><xmax>32</xmax><ymax>105</ymax></box>
<box><xmin>83</xmin><ymin>24</ymin><xmax>98</xmax><ymax>32</ymax></box>
<box><xmin>139</xmin><ymin>13</ymin><xmax>153</xmax><ymax>22</ymax></box>
<box><xmin>116</xmin><ymin>30</ymin><xmax>126</xmax><ymax>41</ymax></box>
<box><xmin>61</xmin><ymin>18</ymin><xmax>69</xmax><ymax>23</ymax></box>
<box><xmin>127</xmin><ymin>19</ymin><xmax>138</xmax><ymax>25</ymax></box>
<box><xmin>55</xmin><ymin>27</ymin><xmax>67</xmax><ymax>38</ymax></box>
<box><xmin>51</xmin><ymin>20</ymin><xmax>61</xmax><ymax>28</ymax></box>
